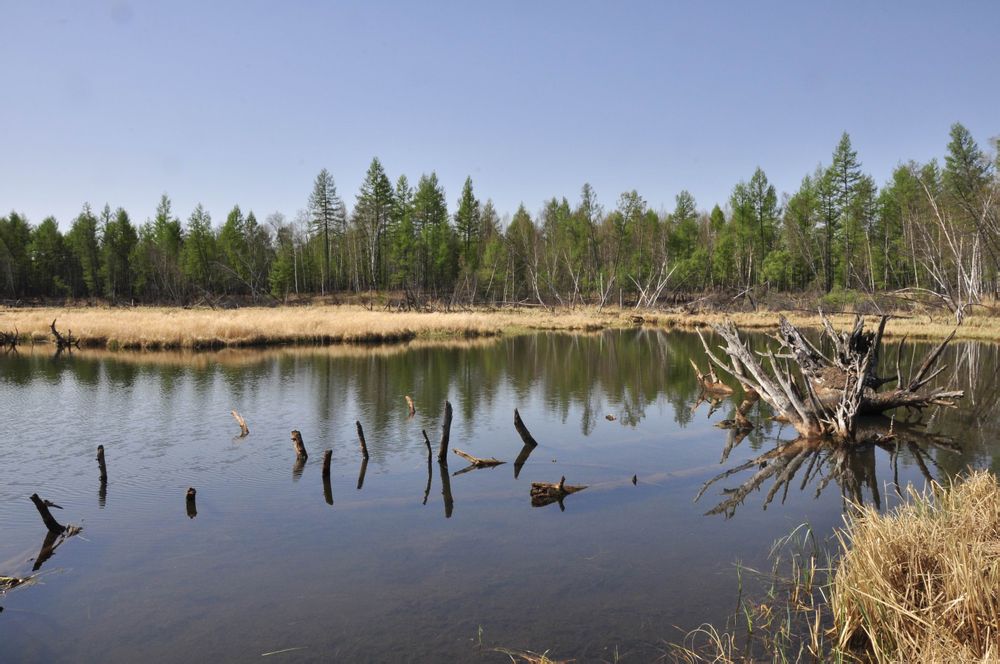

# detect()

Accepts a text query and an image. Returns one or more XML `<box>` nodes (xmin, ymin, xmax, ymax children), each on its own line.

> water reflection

<box><xmin>696</xmin><ymin>418</ymin><xmax>961</xmax><ymax>518</ymax></box>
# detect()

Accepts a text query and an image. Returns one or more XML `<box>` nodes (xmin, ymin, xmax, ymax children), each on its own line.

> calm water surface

<box><xmin>1</xmin><ymin>330</ymin><xmax>997</xmax><ymax>662</ymax></box>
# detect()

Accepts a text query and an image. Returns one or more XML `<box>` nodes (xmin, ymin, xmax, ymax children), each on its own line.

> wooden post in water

<box><xmin>29</xmin><ymin>494</ymin><xmax>66</xmax><ymax>534</ymax></box>
<box><xmin>185</xmin><ymin>487</ymin><xmax>197</xmax><ymax>519</ymax></box>
<box><xmin>437</xmin><ymin>401</ymin><xmax>453</xmax><ymax>462</ymax></box>
<box><xmin>96</xmin><ymin>445</ymin><xmax>108</xmax><ymax>484</ymax></box>
<box><xmin>291</xmin><ymin>430</ymin><xmax>308</xmax><ymax>459</ymax></box>
<box><xmin>355</xmin><ymin>420</ymin><xmax>370</xmax><ymax>460</ymax></box>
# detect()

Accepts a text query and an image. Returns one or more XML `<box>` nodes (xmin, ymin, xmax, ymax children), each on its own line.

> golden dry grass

<box><xmin>674</xmin><ymin>472</ymin><xmax>1000</xmax><ymax>663</ymax></box>
<box><xmin>1</xmin><ymin>304</ymin><xmax>998</xmax><ymax>350</ymax></box>
<box><xmin>0</xmin><ymin>305</ymin><xmax>626</xmax><ymax>350</ymax></box>
<box><xmin>831</xmin><ymin>471</ymin><xmax>1000</xmax><ymax>662</ymax></box>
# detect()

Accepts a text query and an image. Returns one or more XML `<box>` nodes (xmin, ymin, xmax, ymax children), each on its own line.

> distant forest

<box><xmin>2</xmin><ymin>123</ymin><xmax>997</xmax><ymax>320</ymax></box>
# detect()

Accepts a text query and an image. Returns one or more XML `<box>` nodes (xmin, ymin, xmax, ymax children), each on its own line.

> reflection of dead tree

<box><xmin>0</xmin><ymin>327</ymin><xmax>18</xmax><ymax>352</ymax></box>
<box><xmin>689</xmin><ymin>359</ymin><xmax>733</xmax><ymax>395</ymax></box>
<box><xmin>696</xmin><ymin>419</ymin><xmax>960</xmax><ymax>518</ymax></box>
<box><xmin>698</xmin><ymin>314</ymin><xmax>963</xmax><ymax>440</ymax></box>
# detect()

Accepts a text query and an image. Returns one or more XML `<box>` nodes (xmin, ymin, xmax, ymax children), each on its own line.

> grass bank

<box><xmin>677</xmin><ymin>471</ymin><xmax>1000</xmax><ymax>663</ymax></box>
<box><xmin>1</xmin><ymin>304</ymin><xmax>998</xmax><ymax>350</ymax></box>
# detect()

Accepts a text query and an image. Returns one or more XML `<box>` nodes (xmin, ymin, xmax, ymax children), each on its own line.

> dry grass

<box><xmin>0</xmin><ymin>305</ymin><xmax>626</xmax><ymax>350</ymax></box>
<box><xmin>673</xmin><ymin>471</ymin><xmax>1000</xmax><ymax>663</ymax></box>
<box><xmin>831</xmin><ymin>471</ymin><xmax>1000</xmax><ymax>662</ymax></box>
<box><xmin>1</xmin><ymin>304</ymin><xmax>998</xmax><ymax>351</ymax></box>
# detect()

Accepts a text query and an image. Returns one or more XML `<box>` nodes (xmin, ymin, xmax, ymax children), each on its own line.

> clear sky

<box><xmin>2</xmin><ymin>1</ymin><xmax>998</xmax><ymax>228</ymax></box>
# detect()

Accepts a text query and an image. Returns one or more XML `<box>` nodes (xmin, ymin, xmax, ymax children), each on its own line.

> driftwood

<box><xmin>231</xmin><ymin>410</ymin><xmax>249</xmax><ymax>437</ymax></box>
<box><xmin>513</xmin><ymin>408</ymin><xmax>538</xmax><ymax>447</ymax></box>
<box><xmin>405</xmin><ymin>395</ymin><xmax>416</xmax><ymax>417</ymax></box>
<box><xmin>290</xmin><ymin>430</ymin><xmax>308</xmax><ymax>459</ymax></box>
<box><xmin>186</xmin><ymin>487</ymin><xmax>197</xmax><ymax>519</ymax></box>
<box><xmin>689</xmin><ymin>358</ymin><xmax>733</xmax><ymax>394</ymax></box>
<box><xmin>530</xmin><ymin>476</ymin><xmax>587</xmax><ymax>509</ymax></box>
<box><xmin>698</xmin><ymin>313</ymin><xmax>963</xmax><ymax>440</ymax></box>
<box><xmin>50</xmin><ymin>319</ymin><xmax>81</xmax><ymax>351</ymax></box>
<box><xmin>452</xmin><ymin>449</ymin><xmax>505</xmax><ymax>475</ymax></box>
<box><xmin>355</xmin><ymin>420</ymin><xmax>370</xmax><ymax>460</ymax></box>
<box><xmin>437</xmin><ymin>400</ymin><xmax>453</xmax><ymax>462</ymax></box>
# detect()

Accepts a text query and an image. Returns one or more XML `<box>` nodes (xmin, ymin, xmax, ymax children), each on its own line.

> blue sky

<box><xmin>2</xmin><ymin>1</ymin><xmax>998</xmax><ymax>227</ymax></box>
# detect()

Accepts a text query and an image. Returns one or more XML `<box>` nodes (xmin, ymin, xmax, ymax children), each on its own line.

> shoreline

<box><xmin>1</xmin><ymin>304</ymin><xmax>997</xmax><ymax>351</ymax></box>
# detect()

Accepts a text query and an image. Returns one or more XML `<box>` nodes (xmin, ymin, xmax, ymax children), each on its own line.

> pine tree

<box><xmin>454</xmin><ymin>176</ymin><xmax>481</xmax><ymax>273</ymax></box>
<box><xmin>67</xmin><ymin>204</ymin><xmax>102</xmax><ymax>297</ymax></box>
<box><xmin>308</xmin><ymin>169</ymin><xmax>345</xmax><ymax>293</ymax></box>
<box><xmin>354</xmin><ymin>157</ymin><xmax>394</xmax><ymax>289</ymax></box>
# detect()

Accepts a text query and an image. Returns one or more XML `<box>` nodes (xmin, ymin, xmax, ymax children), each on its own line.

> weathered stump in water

<box><xmin>185</xmin><ymin>487</ymin><xmax>197</xmax><ymax>519</ymax></box>
<box><xmin>231</xmin><ymin>410</ymin><xmax>249</xmax><ymax>437</ymax></box>
<box><xmin>355</xmin><ymin>420</ymin><xmax>370</xmax><ymax>460</ymax></box>
<box><xmin>291</xmin><ymin>430</ymin><xmax>308</xmax><ymax>459</ymax></box>
<box><xmin>405</xmin><ymin>395</ymin><xmax>416</xmax><ymax>417</ymax></box>
<box><xmin>437</xmin><ymin>401</ymin><xmax>453</xmax><ymax>462</ymax></box>
<box><xmin>29</xmin><ymin>494</ymin><xmax>65</xmax><ymax>534</ymax></box>
<box><xmin>96</xmin><ymin>445</ymin><xmax>108</xmax><ymax>484</ymax></box>
<box><xmin>513</xmin><ymin>408</ymin><xmax>538</xmax><ymax>448</ymax></box>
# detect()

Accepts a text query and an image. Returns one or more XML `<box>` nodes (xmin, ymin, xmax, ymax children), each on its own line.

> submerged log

<box><xmin>513</xmin><ymin>408</ymin><xmax>539</xmax><ymax>448</ymax></box>
<box><xmin>698</xmin><ymin>313</ymin><xmax>963</xmax><ymax>440</ymax></box>
<box><xmin>437</xmin><ymin>401</ymin><xmax>453</xmax><ymax>462</ymax></box>
<box><xmin>355</xmin><ymin>420</ymin><xmax>370</xmax><ymax>460</ymax></box>
<box><xmin>530</xmin><ymin>476</ymin><xmax>587</xmax><ymax>508</ymax></box>
<box><xmin>290</xmin><ymin>430</ymin><xmax>308</xmax><ymax>459</ymax></box>
<box><xmin>231</xmin><ymin>410</ymin><xmax>249</xmax><ymax>437</ymax></box>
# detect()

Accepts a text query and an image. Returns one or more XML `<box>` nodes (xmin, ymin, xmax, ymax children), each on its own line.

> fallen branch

<box><xmin>513</xmin><ymin>408</ymin><xmax>539</xmax><ymax>447</ymax></box>
<box><xmin>452</xmin><ymin>449</ymin><xmax>505</xmax><ymax>475</ymax></box>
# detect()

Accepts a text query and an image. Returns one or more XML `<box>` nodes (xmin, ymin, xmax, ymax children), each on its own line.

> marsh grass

<box><xmin>673</xmin><ymin>471</ymin><xmax>1000</xmax><ymax>663</ymax></box>
<box><xmin>1</xmin><ymin>304</ymin><xmax>993</xmax><ymax>351</ymax></box>
<box><xmin>0</xmin><ymin>305</ymin><xmax>626</xmax><ymax>350</ymax></box>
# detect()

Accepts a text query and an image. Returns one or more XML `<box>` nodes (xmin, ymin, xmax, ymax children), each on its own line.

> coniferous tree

<box><xmin>354</xmin><ymin>158</ymin><xmax>394</xmax><ymax>290</ymax></box>
<box><xmin>67</xmin><ymin>204</ymin><xmax>102</xmax><ymax>297</ymax></box>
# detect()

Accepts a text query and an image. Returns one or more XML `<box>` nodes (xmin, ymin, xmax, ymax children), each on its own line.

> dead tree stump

<box><xmin>405</xmin><ymin>395</ymin><xmax>416</xmax><ymax>417</ymax></box>
<box><xmin>231</xmin><ymin>410</ymin><xmax>249</xmax><ymax>437</ymax></box>
<box><xmin>29</xmin><ymin>494</ymin><xmax>65</xmax><ymax>534</ymax></box>
<box><xmin>291</xmin><ymin>430</ymin><xmax>308</xmax><ymax>459</ymax></box>
<box><xmin>96</xmin><ymin>445</ymin><xmax>108</xmax><ymax>484</ymax></box>
<box><xmin>355</xmin><ymin>420</ymin><xmax>370</xmax><ymax>460</ymax></box>
<box><xmin>513</xmin><ymin>408</ymin><xmax>538</xmax><ymax>447</ymax></box>
<box><xmin>437</xmin><ymin>400</ymin><xmax>453</xmax><ymax>462</ymax></box>
<box><xmin>185</xmin><ymin>487</ymin><xmax>197</xmax><ymax>519</ymax></box>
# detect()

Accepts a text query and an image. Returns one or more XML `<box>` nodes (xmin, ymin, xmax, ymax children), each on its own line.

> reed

<box><xmin>673</xmin><ymin>471</ymin><xmax>1000</xmax><ymax>663</ymax></box>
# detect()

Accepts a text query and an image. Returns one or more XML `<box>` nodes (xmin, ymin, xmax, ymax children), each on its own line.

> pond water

<box><xmin>0</xmin><ymin>330</ymin><xmax>997</xmax><ymax>662</ymax></box>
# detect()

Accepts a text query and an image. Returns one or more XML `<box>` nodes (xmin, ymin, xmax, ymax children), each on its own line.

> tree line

<box><xmin>1</xmin><ymin>123</ymin><xmax>997</xmax><ymax>319</ymax></box>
